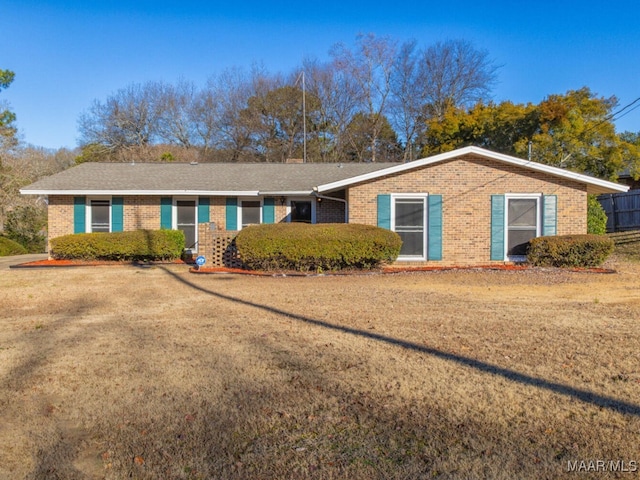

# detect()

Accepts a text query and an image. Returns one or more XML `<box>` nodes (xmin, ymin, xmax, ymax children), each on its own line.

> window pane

<box><xmin>242</xmin><ymin>201</ymin><xmax>261</xmax><ymax>227</ymax></box>
<box><xmin>394</xmin><ymin>197</ymin><xmax>425</xmax><ymax>257</ymax></box>
<box><xmin>91</xmin><ymin>200</ymin><xmax>110</xmax><ymax>232</ymax></box>
<box><xmin>291</xmin><ymin>201</ymin><xmax>312</xmax><ymax>223</ymax></box>
<box><xmin>176</xmin><ymin>201</ymin><xmax>196</xmax><ymax>249</ymax></box>
<box><xmin>507</xmin><ymin>229</ymin><xmax>536</xmax><ymax>256</ymax></box>
<box><xmin>177</xmin><ymin>201</ymin><xmax>196</xmax><ymax>224</ymax></box>
<box><xmin>508</xmin><ymin>199</ymin><xmax>537</xmax><ymax>227</ymax></box>
<box><xmin>181</xmin><ymin>225</ymin><xmax>197</xmax><ymax>249</ymax></box>
<box><xmin>395</xmin><ymin>199</ymin><xmax>424</xmax><ymax>228</ymax></box>
<box><xmin>507</xmin><ymin>198</ymin><xmax>538</xmax><ymax>256</ymax></box>
<box><xmin>398</xmin><ymin>231</ymin><xmax>424</xmax><ymax>256</ymax></box>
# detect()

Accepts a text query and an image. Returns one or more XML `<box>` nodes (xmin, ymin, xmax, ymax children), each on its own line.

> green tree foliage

<box><xmin>422</xmin><ymin>101</ymin><xmax>538</xmax><ymax>155</ymax></box>
<box><xmin>0</xmin><ymin>69</ymin><xmax>17</xmax><ymax>147</ymax></box>
<box><xmin>587</xmin><ymin>195</ymin><xmax>608</xmax><ymax>235</ymax></box>
<box><xmin>344</xmin><ymin>113</ymin><xmax>401</xmax><ymax>162</ymax></box>
<box><xmin>0</xmin><ymin>236</ymin><xmax>27</xmax><ymax>256</ymax></box>
<box><xmin>75</xmin><ymin>143</ymin><xmax>112</xmax><ymax>163</ymax></box>
<box><xmin>4</xmin><ymin>205</ymin><xmax>47</xmax><ymax>253</ymax></box>
<box><xmin>619</xmin><ymin>131</ymin><xmax>640</xmax><ymax>180</ymax></box>
<box><xmin>421</xmin><ymin>87</ymin><xmax>640</xmax><ymax>180</ymax></box>
<box><xmin>242</xmin><ymin>85</ymin><xmax>322</xmax><ymax>162</ymax></box>
<box><xmin>525</xmin><ymin>88</ymin><xmax>635</xmax><ymax>179</ymax></box>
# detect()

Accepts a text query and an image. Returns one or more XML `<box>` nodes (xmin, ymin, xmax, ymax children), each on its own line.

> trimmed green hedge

<box><xmin>527</xmin><ymin>234</ymin><xmax>614</xmax><ymax>268</ymax></box>
<box><xmin>50</xmin><ymin>229</ymin><xmax>185</xmax><ymax>261</ymax></box>
<box><xmin>0</xmin><ymin>236</ymin><xmax>28</xmax><ymax>256</ymax></box>
<box><xmin>235</xmin><ymin>223</ymin><xmax>402</xmax><ymax>271</ymax></box>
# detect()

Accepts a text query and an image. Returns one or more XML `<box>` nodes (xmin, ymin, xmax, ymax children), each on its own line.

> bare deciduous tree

<box><xmin>155</xmin><ymin>79</ymin><xmax>198</xmax><ymax>149</ymax></box>
<box><xmin>74</xmin><ymin>35</ymin><xmax>500</xmax><ymax>164</ymax></box>
<box><xmin>331</xmin><ymin>34</ymin><xmax>398</xmax><ymax>162</ymax></box>
<box><xmin>389</xmin><ymin>40</ymin><xmax>427</xmax><ymax>162</ymax></box>
<box><xmin>418</xmin><ymin>39</ymin><xmax>499</xmax><ymax>121</ymax></box>
<box><xmin>78</xmin><ymin>82</ymin><xmax>162</xmax><ymax>155</ymax></box>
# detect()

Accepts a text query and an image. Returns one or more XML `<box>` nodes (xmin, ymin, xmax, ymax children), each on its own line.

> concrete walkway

<box><xmin>0</xmin><ymin>253</ymin><xmax>48</xmax><ymax>270</ymax></box>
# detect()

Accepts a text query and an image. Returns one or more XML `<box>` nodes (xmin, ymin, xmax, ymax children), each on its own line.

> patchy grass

<box><xmin>610</xmin><ymin>231</ymin><xmax>640</xmax><ymax>262</ymax></box>
<box><xmin>1</xmin><ymin>261</ymin><xmax>639</xmax><ymax>479</ymax></box>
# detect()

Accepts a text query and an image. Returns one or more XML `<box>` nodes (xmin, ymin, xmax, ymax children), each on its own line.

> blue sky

<box><xmin>1</xmin><ymin>0</ymin><xmax>639</xmax><ymax>150</ymax></box>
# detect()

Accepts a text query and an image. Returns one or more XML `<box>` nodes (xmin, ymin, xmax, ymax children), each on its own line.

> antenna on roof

<box><xmin>296</xmin><ymin>71</ymin><xmax>307</xmax><ymax>163</ymax></box>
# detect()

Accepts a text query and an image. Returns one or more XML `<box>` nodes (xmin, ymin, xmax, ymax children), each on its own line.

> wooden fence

<box><xmin>598</xmin><ymin>191</ymin><xmax>640</xmax><ymax>232</ymax></box>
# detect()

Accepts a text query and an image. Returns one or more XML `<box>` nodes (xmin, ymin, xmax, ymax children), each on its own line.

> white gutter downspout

<box><xmin>313</xmin><ymin>191</ymin><xmax>349</xmax><ymax>223</ymax></box>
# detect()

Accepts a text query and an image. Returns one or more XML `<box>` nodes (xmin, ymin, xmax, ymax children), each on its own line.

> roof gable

<box><xmin>315</xmin><ymin>146</ymin><xmax>629</xmax><ymax>195</ymax></box>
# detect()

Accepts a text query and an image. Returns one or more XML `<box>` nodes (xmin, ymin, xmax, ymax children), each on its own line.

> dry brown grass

<box><xmin>1</xmin><ymin>257</ymin><xmax>639</xmax><ymax>479</ymax></box>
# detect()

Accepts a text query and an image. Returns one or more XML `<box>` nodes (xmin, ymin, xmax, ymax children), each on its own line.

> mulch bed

<box><xmin>11</xmin><ymin>258</ymin><xmax>190</xmax><ymax>269</ymax></box>
<box><xmin>11</xmin><ymin>258</ymin><xmax>615</xmax><ymax>275</ymax></box>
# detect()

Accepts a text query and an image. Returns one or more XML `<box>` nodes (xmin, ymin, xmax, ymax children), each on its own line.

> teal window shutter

<box><xmin>542</xmin><ymin>195</ymin><xmax>557</xmax><ymax>236</ymax></box>
<box><xmin>111</xmin><ymin>197</ymin><xmax>124</xmax><ymax>232</ymax></box>
<box><xmin>73</xmin><ymin>196</ymin><xmax>86</xmax><ymax>234</ymax></box>
<box><xmin>263</xmin><ymin>197</ymin><xmax>275</xmax><ymax>224</ymax></box>
<box><xmin>160</xmin><ymin>197</ymin><xmax>172</xmax><ymax>229</ymax></box>
<box><xmin>198</xmin><ymin>197</ymin><xmax>210</xmax><ymax>223</ymax></box>
<box><xmin>428</xmin><ymin>195</ymin><xmax>443</xmax><ymax>261</ymax></box>
<box><xmin>490</xmin><ymin>195</ymin><xmax>505</xmax><ymax>261</ymax></box>
<box><xmin>226</xmin><ymin>197</ymin><xmax>238</xmax><ymax>230</ymax></box>
<box><xmin>377</xmin><ymin>194</ymin><xmax>391</xmax><ymax>229</ymax></box>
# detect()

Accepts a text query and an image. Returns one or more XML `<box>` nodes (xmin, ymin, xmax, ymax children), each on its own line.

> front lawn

<box><xmin>1</xmin><ymin>261</ymin><xmax>639</xmax><ymax>478</ymax></box>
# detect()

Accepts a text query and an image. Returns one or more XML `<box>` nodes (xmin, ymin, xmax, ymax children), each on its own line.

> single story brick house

<box><xmin>21</xmin><ymin>146</ymin><xmax>628</xmax><ymax>266</ymax></box>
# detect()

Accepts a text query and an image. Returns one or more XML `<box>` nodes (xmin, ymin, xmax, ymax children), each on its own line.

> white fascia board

<box><xmin>19</xmin><ymin>189</ymin><xmax>261</xmax><ymax>196</ymax></box>
<box><xmin>314</xmin><ymin>146</ymin><xmax>629</xmax><ymax>194</ymax></box>
<box><xmin>259</xmin><ymin>191</ymin><xmax>313</xmax><ymax>196</ymax></box>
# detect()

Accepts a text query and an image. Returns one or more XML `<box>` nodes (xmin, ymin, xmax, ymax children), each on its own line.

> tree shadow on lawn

<box><xmin>160</xmin><ymin>266</ymin><xmax>640</xmax><ymax>418</ymax></box>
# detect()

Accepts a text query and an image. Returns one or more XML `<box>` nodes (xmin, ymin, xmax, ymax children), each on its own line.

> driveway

<box><xmin>0</xmin><ymin>253</ymin><xmax>48</xmax><ymax>270</ymax></box>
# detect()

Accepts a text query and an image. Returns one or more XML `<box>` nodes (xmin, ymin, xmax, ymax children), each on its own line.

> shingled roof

<box><xmin>20</xmin><ymin>147</ymin><xmax>629</xmax><ymax>196</ymax></box>
<box><xmin>20</xmin><ymin>161</ymin><xmax>396</xmax><ymax>196</ymax></box>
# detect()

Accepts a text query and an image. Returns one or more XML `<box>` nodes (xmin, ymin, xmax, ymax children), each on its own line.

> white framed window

<box><xmin>173</xmin><ymin>197</ymin><xmax>198</xmax><ymax>251</ymax></box>
<box><xmin>505</xmin><ymin>194</ymin><xmax>541</xmax><ymax>260</ymax></box>
<box><xmin>86</xmin><ymin>197</ymin><xmax>111</xmax><ymax>233</ymax></box>
<box><xmin>286</xmin><ymin>198</ymin><xmax>316</xmax><ymax>224</ymax></box>
<box><xmin>391</xmin><ymin>194</ymin><xmax>428</xmax><ymax>260</ymax></box>
<box><xmin>239</xmin><ymin>198</ymin><xmax>263</xmax><ymax>229</ymax></box>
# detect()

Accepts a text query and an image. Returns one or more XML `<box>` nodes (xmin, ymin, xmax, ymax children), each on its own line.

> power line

<box><xmin>580</xmin><ymin>96</ymin><xmax>640</xmax><ymax>137</ymax></box>
<box><xmin>611</xmin><ymin>101</ymin><xmax>640</xmax><ymax>123</ymax></box>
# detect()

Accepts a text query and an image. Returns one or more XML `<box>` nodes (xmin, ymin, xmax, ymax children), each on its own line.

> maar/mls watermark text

<box><xmin>567</xmin><ymin>460</ymin><xmax>638</xmax><ymax>473</ymax></box>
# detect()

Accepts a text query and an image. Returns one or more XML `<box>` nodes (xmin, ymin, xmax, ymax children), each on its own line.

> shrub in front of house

<box><xmin>587</xmin><ymin>195</ymin><xmax>608</xmax><ymax>235</ymax></box>
<box><xmin>235</xmin><ymin>223</ymin><xmax>402</xmax><ymax>271</ymax></box>
<box><xmin>0</xmin><ymin>236</ymin><xmax>28</xmax><ymax>256</ymax></box>
<box><xmin>527</xmin><ymin>234</ymin><xmax>614</xmax><ymax>268</ymax></box>
<box><xmin>50</xmin><ymin>229</ymin><xmax>185</xmax><ymax>261</ymax></box>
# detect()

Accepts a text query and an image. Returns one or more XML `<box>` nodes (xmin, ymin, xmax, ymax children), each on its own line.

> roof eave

<box><xmin>259</xmin><ymin>190</ymin><xmax>313</xmax><ymax>196</ymax></box>
<box><xmin>19</xmin><ymin>189</ymin><xmax>261</xmax><ymax>196</ymax></box>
